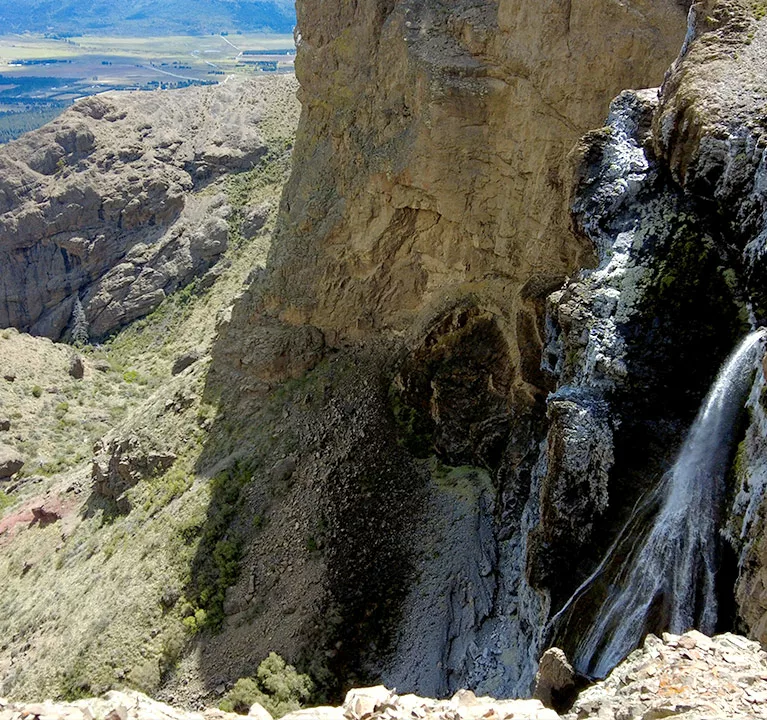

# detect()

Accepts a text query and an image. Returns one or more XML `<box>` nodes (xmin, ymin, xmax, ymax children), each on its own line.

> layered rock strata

<box><xmin>0</xmin><ymin>75</ymin><xmax>297</xmax><ymax>339</ymax></box>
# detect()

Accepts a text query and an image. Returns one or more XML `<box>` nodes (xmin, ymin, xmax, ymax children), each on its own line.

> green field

<box><xmin>0</xmin><ymin>32</ymin><xmax>295</xmax><ymax>142</ymax></box>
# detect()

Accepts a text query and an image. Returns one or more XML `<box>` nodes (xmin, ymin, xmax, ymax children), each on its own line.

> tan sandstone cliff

<box><xmin>217</xmin><ymin>0</ymin><xmax>689</xmax><ymax>376</ymax></box>
<box><xmin>204</xmin><ymin>0</ymin><xmax>694</xmax><ymax>700</ymax></box>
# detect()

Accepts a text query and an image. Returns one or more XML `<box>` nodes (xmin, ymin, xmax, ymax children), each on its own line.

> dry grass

<box><xmin>0</xmin><ymin>74</ymin><xmax>300</xmax><ymax>701</ymax></box>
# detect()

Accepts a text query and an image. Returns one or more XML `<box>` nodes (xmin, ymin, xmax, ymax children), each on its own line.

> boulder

<box><xmin>270</xmin><ymin>456</ymin><xmax>297</xmax><ymax>485</ymax></box>
<box><xmin>567</xmin><ymin>631</ymin><xmax>767</xmax><ymax>720</ymax></box>
<box><xmin>69</xmin><ymin>354</ymin><xmax>85</xmax><ymax>379</ymax></box>
<box><xmin>0</xmin><ymin>445</ymin><xmax>24</xmax><ymax>480</ymax></box>
<box><xmin>0</xmin><ymin>418</ymin><xmax>9</xmax><ymax>432</ymax></box>
<box><xmin>533</xmin><ymin>648</ymin><xmax>577</xmax><ymax>712</ymax></box>
<box><xmin>247</xmin><ymin>703</ymin><xmax>273</xmax><ymax>720</ymax></box>
<box><xmin>171</xmin><ymin>349</ymin><xmax>203</xmax><ymax>376</ymax></box>
<box><xmin>241</xmin><ymin>206</ymin><xmax>269</xmax><ymax>239</ymax></box>
<box><xmin>31</xmin><ymin>505</ymin><xmax>61</xmax><ymax>528</ymax></box>
<box><xmin>344</xmin><ymin>687</ymin><xmax>393</xmax><ymax>719</ymax></box>
<box><xmin>91</xmin><ymin>435</ymin><xmax>176</xmax><ymax>508</ymax></box>
<box><xmin>93</xmin><ymin>359</ymin><xmax>111</xmax><ymax>373</ymax></box>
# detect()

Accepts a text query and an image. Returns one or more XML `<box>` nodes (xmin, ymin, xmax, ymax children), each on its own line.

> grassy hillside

<box><xmin>0</xmin><ymin>75</ymin><xmax>301</xmax><ymax>703</ymax></box>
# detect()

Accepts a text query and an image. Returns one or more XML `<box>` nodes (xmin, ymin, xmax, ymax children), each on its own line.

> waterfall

<box><xmin>572</xmin><ymin>328</ymin><xmax>767</xmax><ymax>678</ymax></box>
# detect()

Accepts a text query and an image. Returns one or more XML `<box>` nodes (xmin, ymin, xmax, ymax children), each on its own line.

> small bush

<box><xmin>185</xmin><ymin>461</ymin><xmax>251</xmax><ymax>630</ymax></box>
<box><xmin>0</xmin><ymin>489</ymin><xmax>12</xmax><ymax>518</ymax></box>
<box><xmin>219</xmin><ymin>653</ymin><xmax>314</xmax><ymax>718</ymax></box>
<box><xmin>32</xmin><ymin>385</ymin><xmax>43</xmax><ymax>398</ymax></box>
<box><xmin>122</xmin><ymin>370</ymin><xmax>140</xmax><ymax>383</ymax></box>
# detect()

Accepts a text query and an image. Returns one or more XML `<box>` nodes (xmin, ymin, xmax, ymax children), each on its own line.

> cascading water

<box><xmin>571</xmin><ymin>328</ymin><xmax>767</xmax><ymax>679</ymax></box>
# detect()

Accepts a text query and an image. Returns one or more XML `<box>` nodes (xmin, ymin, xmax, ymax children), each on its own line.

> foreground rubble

<box><xmin>3</xmin><ymin>631</ymin><xmax>767</xmax><ymax>720</ymax></box>
<box><xmin>567</xmin><ymin>631</ymin><xmax>767</xmax><ymax>719</ymax></box>
<box><xmin>0</xmin><ymin>688</ymin><xmax>558</xmax><ymax>720</ymax></box>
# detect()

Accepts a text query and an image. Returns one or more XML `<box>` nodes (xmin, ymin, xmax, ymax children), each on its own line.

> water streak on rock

<box><xmin>574</xmin><ymin>328</ymin><xmax>767</xmax><ymax>677</ymax></box>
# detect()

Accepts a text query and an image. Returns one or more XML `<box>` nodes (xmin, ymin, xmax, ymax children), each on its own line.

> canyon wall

<box><xmin>207</xmin><ymin>0</ymin><xmax>696</xmax><ymax>701</ymax></box>
<box><xmin>0</xmin><ymin>77</ymin><xmax>296</xmax><ymax>340</ymax></box>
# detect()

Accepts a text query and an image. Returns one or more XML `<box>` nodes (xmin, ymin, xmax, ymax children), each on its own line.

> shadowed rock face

<box><xmin>0</xmin><ymin>76</ymin><xmax>296</xmax><ymax>340</ymax></box>
<box><xmin>215</xmin><ymin>0</ymin><xmax>689</xmax><ymax>436</ymax></box>
<box><xmin>204</xmin><ymin>0</ymin><xmax>691</xmax><ymax>700</ymax></box>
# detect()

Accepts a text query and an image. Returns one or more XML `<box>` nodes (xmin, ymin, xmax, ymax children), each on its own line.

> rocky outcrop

<box><xmin>0</xmin><ymin>445</ymin><xmax>23</xmax><ymax>480</ymax></box>
<box><xmin>0</xmin><ymin>691</ymin><xmax>271</xmax><ymax>720</ymax></box>
<box><xmin>533</xmin><ymin>649</ymin><xmax>576</xmax><ymax>714</ymax></box>
<box><xmin>207</xmin><ymin>0</ymin><xmax>693</xmax><ymax>699</ymax></box>
<box><xmin>91</xmin><ymin>435</ymin><xmax>176</xmax><ymax>508</ymax></box>
<box><xmin>0</xmin><ymin>687</ymin><xmax>559</xmax><ymax>720</ymax></box>
<box><xmin>0</xmin><ymin>75</ymin><xmax>298</xmax><ymax>340</ymax></box>
<box><xmin>567</xmin><ymin>631</ymin><xmax>767</xmax><ymax>720</ymax></box>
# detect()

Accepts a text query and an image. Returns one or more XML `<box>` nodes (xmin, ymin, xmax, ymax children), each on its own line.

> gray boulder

<box><xmin>0</xmin><ymin>445</ymin><xmax>24</xmax><ymax>480</ymax></box>
<box><xmin>171</xmin><ymin>349</ymin><xmax>203</xmax><ymax>376</ymax></box>
<box><xmin>69</xmin><ymin>354</ymin><xmax>85</xmax><ymax>379</ymax></box>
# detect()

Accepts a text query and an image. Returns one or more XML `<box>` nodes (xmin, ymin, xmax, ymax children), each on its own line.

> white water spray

<box><xmin>573</xmin><ymin>328</ymin><xmax>767</xmax><ymax>678</ymax></box>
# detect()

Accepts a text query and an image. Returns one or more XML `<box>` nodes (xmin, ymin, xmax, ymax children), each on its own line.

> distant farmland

<box><xmin>0</xmin><ymin>32</ymin><xmax>295</xmax><ymax>142</ymax></box>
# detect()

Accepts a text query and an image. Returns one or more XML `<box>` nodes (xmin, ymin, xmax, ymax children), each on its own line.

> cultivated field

<box><xmin>0</xmin><ymin>32</ymin><xmax>295</xmax><ymax>142</ymax></box>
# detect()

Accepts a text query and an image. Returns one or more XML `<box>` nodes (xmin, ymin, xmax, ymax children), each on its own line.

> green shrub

<box><xmin>219</xmin><ymin>653</ymin><xmax>314</xmax><ymax>718</ymax></box>
<box><xmin>184</xmin><ymin>461</ymin><xmax>251</xmax><ymax>631</ymax></box>
<box><xmin>0</xmin><ymin>489</ymin><xmax>12</xmax><ymax>519</ymax></box>
<box><xmin>32</xmin><ymin>385</ymin><xmax>43</xmax><ymax>398</ymax></box>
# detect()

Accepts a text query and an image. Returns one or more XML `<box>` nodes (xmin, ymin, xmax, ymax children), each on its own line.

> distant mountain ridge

<box><xmin>0</xmin><ymin>0</ymin><xmax>296</xmax><ymax>35</ymax></box>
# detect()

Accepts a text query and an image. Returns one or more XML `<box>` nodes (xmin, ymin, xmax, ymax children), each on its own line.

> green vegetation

<box><xmin>752</xmin><ymin>1</ymin><xmax>767</xmax><ymax>20</ymax></box>
<box><xmin>0</xmin><ymin>74</ymin><xmax>301</xmax><ymax>701</ymax></box>
<box><xmin>183</xmin><ymin>461</ymin><xmax>252</xmax><ymax>631</ymax></box>
<box><xmin>388</xmin><ymin>382</ymin><xmax>434</xmax><ymax>458</ymax></box>
<box><xmin>0</xmin><ymin>102</ymin><xmax>69</xmax><ymax>143</ymax></box>
<box><xmin>0</xmin><ymin>489</ymin><xmax>12</xmax><ymax>518</ymax></box>
<box><xmin>219</xmin><ymin>653</ymin><xmax>314</xmax><ymax>718</ymax></box>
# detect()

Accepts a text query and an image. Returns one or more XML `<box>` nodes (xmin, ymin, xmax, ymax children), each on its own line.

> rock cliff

<box><xmin>7</xmin><ymin>0</ymin><xmax>767</xmax><ymax>711</ymax></box>
<box><xmin>0</xmin><ymin>75</ymin><xmax>297</xmax><ymax>340</ymax></box>
<box><xmin>207</xmin><ymin>0</ymin><xmax>694</xmax><ymax>701</ymax></box>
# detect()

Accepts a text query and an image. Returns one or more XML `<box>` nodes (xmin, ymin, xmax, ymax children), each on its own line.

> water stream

<box><xmin>570</xmin><ymin>328</ymin><xmax>767</xmax><ymax>678</ymax></box>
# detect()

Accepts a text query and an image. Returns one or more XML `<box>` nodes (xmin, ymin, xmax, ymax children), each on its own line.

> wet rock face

<box><xmin>533</xmin><ymin>76</ymin><xmax>748</xmax><ymax>621</ymax></box>
<box><xmin>535</xmin><ymin>2</ymin><xmax>767</xmax><ymax>668</ymax></box>
<box><xmin>527</xmin><ymin>397</ymin><xmax>613</xmax><ymax>598</ymax></box>
<box><xmin>391</xmin><ymin>303</ymin><xmax>514</xmax><ymax>467</ymax></box>
<box><xmin>0</xmin><ymin>76</ymin><xmax>296</xmax><ymax>340</ymax></box>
